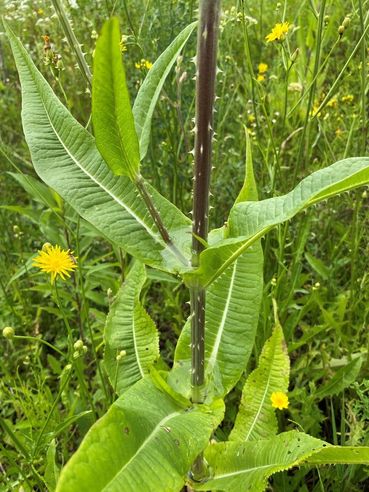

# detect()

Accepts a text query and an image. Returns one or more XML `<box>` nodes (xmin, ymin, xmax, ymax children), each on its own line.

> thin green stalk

<box><xmin>50</xmin><ymin>0</ymin><xmax>92</xmax><ymax>87</ymax></box>
<box><xmin>13</xmin><ymin>335</ymin><xmax>65</xmax><ymax>357</ymax></box>
<box><xmin>358</xmin><ymin>0</ymin><xmax>367</xmax><ymax>154</ymax></box>
<box><xmin>31</xmin><ymin>368</ymin><xmax>72</xmax><ymax>458</ymax></box>
<box><xmin>54</xmin><ymin>282</ymin><xmax>97</xmax><ymax>420</ymax></box>
<box><xmin>0</xmin><ymin>419</ymin><xmax>46</xmax><ymax>488</ymax></box>
<box><xmin>74</xmin><ymin>219</ymin><xmax>111</xmax><ymax>405</ymax></box>
<box><xmin>293</xmin><ymin>0</ymin><xmax>326</xmax><ymax>182</ymax></box>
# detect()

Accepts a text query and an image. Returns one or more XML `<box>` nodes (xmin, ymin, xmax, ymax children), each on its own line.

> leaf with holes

<box><xmin>104</xmin><ymin>261</ymin><xmax>159</xmax><ymax>394</ymax></box>
<box><xmin>229</xmin><ymin>325</ymin><xmax>290</xmax><ymax>441</ymax></box>
<box><xmin>5</xmin><ymin>21</ymin><xmax>191</xmax><ymax>273</ymax></box>
<box><xmin>193</xmin><ymin>431</ymin><xmax>369</xmax><ymax>491</ymax></box>
<box><xmin>56</xmin><ymin>375</ymin><xmax>224</xmax><ymax>492</ymax></box>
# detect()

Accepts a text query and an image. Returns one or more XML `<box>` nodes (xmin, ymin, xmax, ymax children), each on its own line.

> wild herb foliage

<box><xmin>1</xmin><ymin>1</ymin><xmax>369</xmax><ymax>491</ymax></box>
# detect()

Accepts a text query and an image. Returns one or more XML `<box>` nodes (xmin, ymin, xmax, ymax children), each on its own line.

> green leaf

<box><xmin>56</xmin><ymin>375</ymin><xmax>224</xmax><ymax>492</ymax></box>
<box><xmin>194</xmin><ymin>432</ymin><xmax>369</xmax><ymax>491</ymax></box>
<box><xmin>133</xmin><ymin>22</ymin><xmax>197</xmax><ymax>161</ymax></box>
<box><xmin>305</xmin><ymin>252</ymin><xmax>330</xmax><ymax>280</ymax></box>
<box><xmin>93</xmin><ymin>18</ymin><xmax>140</xmax><ymax>179</ymax></box>
<box><xmin>186</xmin><ymin>157</ymin><xmax>369</xmax><ymax>287</ymax></box>
<box><xmin>194</xmin><ymin>431</ymin><xmax>326</xmax><ymax>492</ymax></box>
<box><xmin>230</xmin><ymin>325</ymin><xmax>290</xmax><ymax>441</ymax></box>
<box><xmin>45</xmin><ymin>439</ymin><xmax>59</xmax><ymax>492</ymax></box>
<box><xmin>104</xmin><ymin>261</ymin><xmax>159</xmax><ymax>394</ymax></box>
<box><xmin>306</xmin><ymin>446</ymin><xmax>369</xmax><ymax>464</ymax></box>
<box><xmin>314</xmin><ymin>356</ymin><xmax>362</xmax><ymax>399</ymax></box>
<box><xmin>5</xmin><ymin>22</ymin><xmax>191</xmax><ymax>273</ymax></box>
<box><xmin>234</xmin><ymin>127</ymin><xmax>258</xmax><ymax>204</ymax></box>
<box><xmin>173</xmin><ymin>146</ymin><xmax>263</xmax><ymax>399</ymax></box>
<box><xmin>173</xmin><ymin>243</ymin><xmax>263</xmax><ymax>399</ymax></box>
<box><xmin>8</xmin><ymin>171</ymin><xmax>59</xmax><ymax>209</ymax></box>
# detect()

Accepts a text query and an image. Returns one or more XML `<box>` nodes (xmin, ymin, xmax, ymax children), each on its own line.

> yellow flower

<box><xmin>32</xmin><ymin>244</ymin><xmax>77</xmax><ymax>283</ymax></box>
<box><xmin>342</xmin><ymin>94</ymin><xmax>354</xmax><ymax>103</ymax></box>
<box><xmin>266</xmin><ymin>22</ymin><xmax>290</xmax><ymax>42</ymax></box>
<box><xmin>258</xmin><ymin>62</ymin><xmax>268</xmax><ymax>74</ymax></box>
<box><xmin>257</xmin><ymin>74</ymin><xmax>265</xmax><ymax>82</ymax></box>
<box><xmin>327</xmin><ymin>97</ymin><xmax>338</xmax><ymax>108</ymax></box>
<box><xmin>311</xmin><ymin>101</ymin><xmax>321</xmax><ymax>117</ymax></box>
<box><xmin>271</xmin><ymin>391</ymin><xmax>289</xmax><ymax>410</ymax></box>
<box><xmin>135</xmin><ymin>59</ymin><xmax>153</xmax><ymax>70</ymax></box>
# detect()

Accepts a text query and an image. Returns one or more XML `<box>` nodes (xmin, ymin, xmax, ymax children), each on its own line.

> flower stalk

<box><xmin>51</xmin><ymin>0</ymin><xmax>92</xmax><ymax>87</ymax></box>
<box><xmin>191</xmin><ymin>0</ymin><xmax>221</xmax><ymax>404</ymax></box>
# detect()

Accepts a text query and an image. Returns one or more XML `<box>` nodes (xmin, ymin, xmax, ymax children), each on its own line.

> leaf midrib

<box><xmin>206</xmin><ymin>260</ymin><xmax>238</xmax><ymax>373</ymax></box>
<box><xmin>22</xmin><ymin>48</ymin><xmax>164</xmax><ymax>248</ymax></box>
<box><xmin>244</xmin><ymin>338</ymin><xmax>278</xmax><ymax>441</ymax></box>
<box><xmin>102</xmin><ymin>410</ymin><xmax>182</xmax><ymax>490</ymax></box>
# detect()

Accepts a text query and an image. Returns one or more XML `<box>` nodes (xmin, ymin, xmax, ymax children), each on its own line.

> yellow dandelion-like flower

<box><xmin>32</xmin><ymin>243</ymin><xmax>77</xmax><ymax>283</ymax></box>
<box><xmin>271</xmin><ymin>391</ymin><xmax>289</xmax><ymax>410</ymax></box>
<box><xmin>257</xmin><ymin>74</ymin><xmax>265</xmax><ymax>82</ymax></box>
<box><xmin>258</xmin><ymin>62</ymin><xmax>268</xmax><ymax>74</ymax></box>
<box><xmin>266</xmin><ymin>22</ymin><xmax>290</xmax><ymax>43</ymax></box>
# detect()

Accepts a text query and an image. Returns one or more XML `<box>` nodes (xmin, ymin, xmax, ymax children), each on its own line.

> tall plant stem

<box><xmin>51</xmin><ymin>0</ymin><xmax>92</xmax><ymax>88</ymax></box>
<box><xmin>191</xmin><ymin>0</ymin><xmax>221</xmax><ymax>405</ymax></box>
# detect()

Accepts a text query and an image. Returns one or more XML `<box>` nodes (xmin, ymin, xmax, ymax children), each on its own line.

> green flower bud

<box><xmin>42</xmin><ymin>242</ymin><xmax>52</xmax><ymax>252</ymax></box>
<box><xmin>116</xmin><ymin>349</ymin><xmax>127</xmax><ymax>361</ymax></box>
<box><xmin>73</xmin><ymin>339</ymin><xmax>84</xmax><ymax>351</ymax></box>
<box><xmin>3</xmin><ymin>326</ymin><xmax>15</xmax><ymax>339</ymax></box>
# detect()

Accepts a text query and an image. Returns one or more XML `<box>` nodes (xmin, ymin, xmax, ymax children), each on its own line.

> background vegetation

<box><xmin>1</xmin><ymin>0</ymin><xmax>369</xmax><ymax>490</ymax></box>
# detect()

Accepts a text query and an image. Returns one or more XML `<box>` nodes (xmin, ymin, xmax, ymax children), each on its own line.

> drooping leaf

<box><xmin>185</xmin><ymin>157</ymin><xmax>369</xmax><ymax>287</ymax></box>
<box><xmin>56</xmin><ymin>375</ymin><xmax>224</xmax><ymax>492</ymax></box>
<box><xmin>8</xmin><ymin>171</ymin><xmax>59</xmax><ymax>209</ymax></box>
<box><xmin>194</xmin><ymin>431</ymin><xmax>326</xmax><ymax>492</ymax></box>
<box><xmin>314</xmin><ymin>356</ymin><xmax>362</xmax><ymax>400</ymax></box>
<box><xmin>93</xmin><ymin>18</ymin><xmax>140</xmax><ymax>179</ymax></box>
<box><xmin>229</xmin><ymin>325</ymin><xmax>290</xmax><ymax>441</ymax></box>
<box><xmin>5</xmin><ymin>22</ymin><xmax>192</xmax><ymax>273</ymax></box>
<box><xmin>193</xmin><ymin>431</ymin><xmax>369</xmax><ymax>492</ymax></box>
<box><xmin>133</xmin><ymin>22</ymin><xmax>197</xmax><ymax>161</ymax></box>
<box><xmin>104</xmin><ymin>261</ymin><xmax>159</xmax><ymax>394</ymax></box>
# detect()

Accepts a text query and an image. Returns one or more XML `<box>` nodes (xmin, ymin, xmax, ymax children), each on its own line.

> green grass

<box><xmin>1</xmin><ymin>0</ymin><xmax>369</xmax><ymax>490</ymax></box>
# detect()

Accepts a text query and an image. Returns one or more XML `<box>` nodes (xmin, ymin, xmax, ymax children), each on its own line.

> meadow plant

<box><xmin>4</xmin><ymin>0</ymin><xmax>369</xmax><ymax>490</ymax></box>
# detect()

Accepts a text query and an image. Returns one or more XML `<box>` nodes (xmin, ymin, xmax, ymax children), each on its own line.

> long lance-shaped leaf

<box><xmin>229</xmin><ymin>325</ymin><xmax>290</xmax><ymax>441</ymax></box>
<box><xmin>93</xmin><ymin>18</ymin><xmax>140</xmax><ymax>179</ymax></box>
<box><xmin>104</xmin><ymin>262</ymin><xmax>159</xmax><ymax>395</ymax></box>
<box><xmin>5</xmin><ymin>22</ymin><xmax>192</xmax><ymax>273</ymax></box>
<box><xmin>172</xmin><ymin>133</ymin><xmax>263</xmax><ymax>398</ymax></box>
<box><xmin>173</xmin><ymin>243</ymin><xmax>263</xmax><ymax>400</ymax></box>
<box><xmin>193</xmin><ymin>431</ymin><xmax>369</xmax><ymax>492</ymax></box>
<box><xmin>56</xmin><ymin>375</ymin><xmax>225</xmax><ymax>492</ymax></box>
<box><xmin>185</xmin><ymin>157</ymin><xmax>369</xmax><ymax>287</ymax></box>
<box><xmin>133</xmin><ymin>22</ymin><xmax>197</xmax><ymax>161</ymax></box>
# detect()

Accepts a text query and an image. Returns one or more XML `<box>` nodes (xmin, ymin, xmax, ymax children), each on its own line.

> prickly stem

<box><xmin>190</xmin><ymin>0</ymin><xmax>221</xmax><ymax>426</ymax></box>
